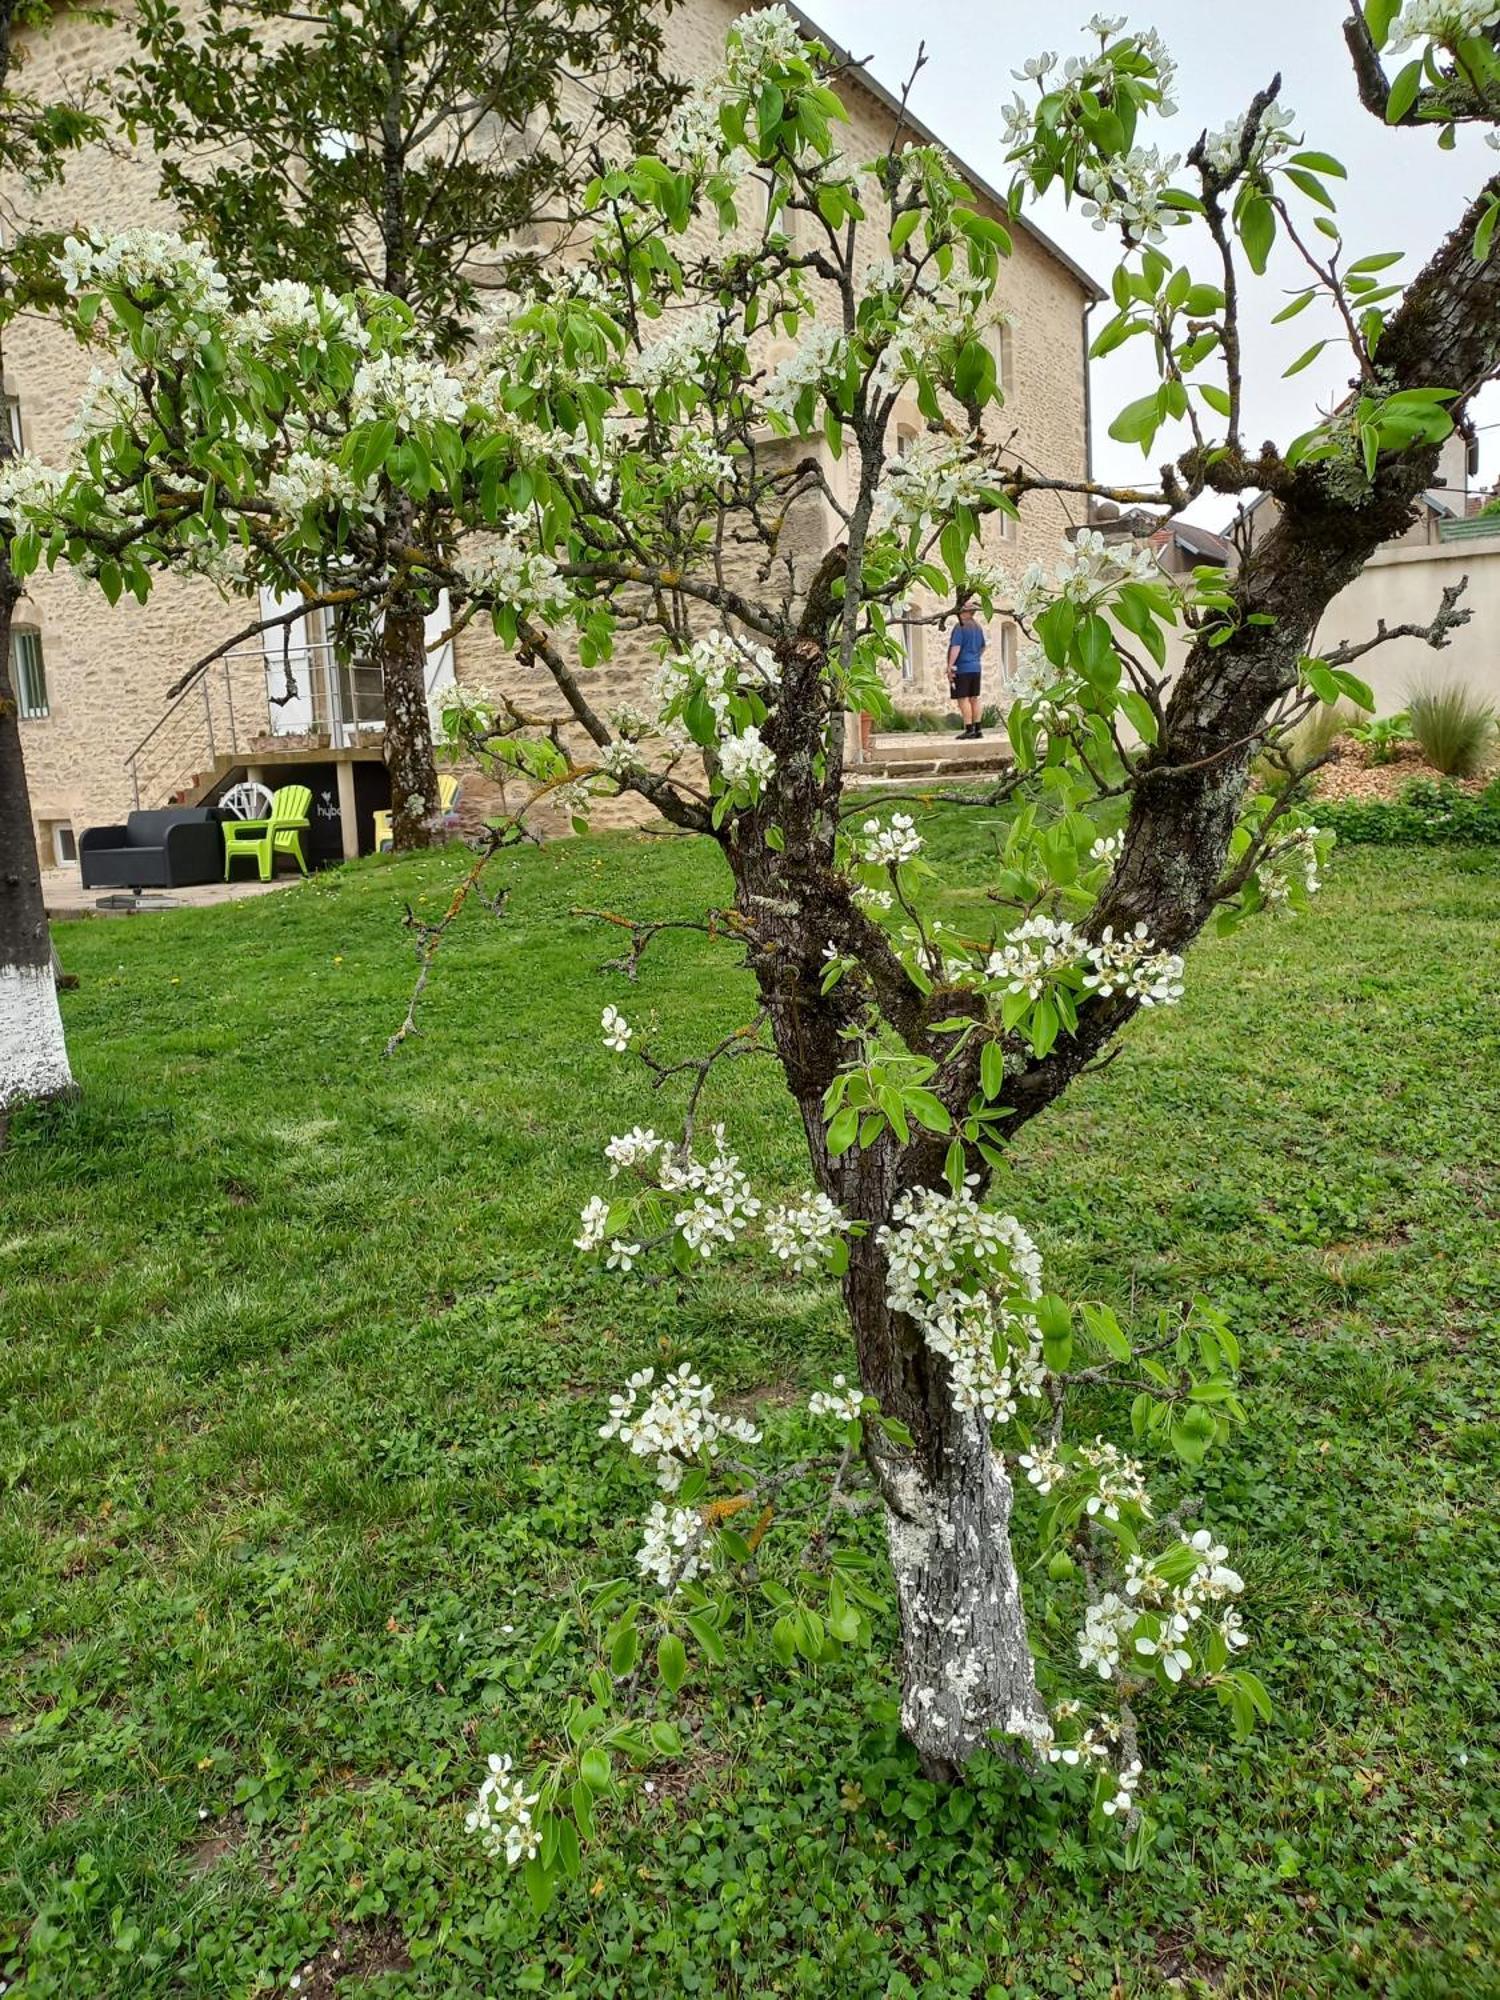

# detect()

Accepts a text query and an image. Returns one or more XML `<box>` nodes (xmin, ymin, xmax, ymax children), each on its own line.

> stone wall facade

<box><xmin>4</xmin><ymin>0</ymin><xmax>1099</xmax><ymax>870</ymax></box>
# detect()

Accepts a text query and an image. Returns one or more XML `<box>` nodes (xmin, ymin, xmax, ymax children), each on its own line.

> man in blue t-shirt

<box><xmin>946</xmin><ymin>600</ymin><xmax>987</xmax><ymax>739</ymax></box>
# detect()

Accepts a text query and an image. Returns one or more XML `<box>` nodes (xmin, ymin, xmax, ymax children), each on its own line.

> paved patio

<box><xmin>42</xmin><ymin>869</ymin><xmax>308</xmax><ymax>921</ymax></box>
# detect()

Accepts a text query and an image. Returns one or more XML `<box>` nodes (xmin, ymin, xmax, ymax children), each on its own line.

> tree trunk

<box><xmin>731</xmin><ymin>815</ymin><xmax>1044</xmax><ymax>1779</ymax></box>
<box><xmin>379</xmin><ymin>591</ymin><xmax>440</xmax><ymax>852</ymax></box>
<box><xmin>0</xmin><ymin>577</ymin><xmax>74</xmax><ymax>1113</ymax></box>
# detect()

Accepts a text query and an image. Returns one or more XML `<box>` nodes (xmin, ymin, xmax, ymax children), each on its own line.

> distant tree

<box><xmin>0</xmin><ymin>0</ymin><xmax>102</xmax><ymax>1118</ymax></box>
<box><xmin>115</xmin><ymin>0</ymin><xmax>680</xmax><ymax>848</ymax></box>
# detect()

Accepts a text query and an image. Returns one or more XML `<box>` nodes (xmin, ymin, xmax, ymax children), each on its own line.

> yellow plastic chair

<box><xmin>223</xmin><ymin>784</ymin><xmax>312</xmax><ymax>881</ymax></box>
<box><xmin>373</xmin><ymin>773</ymin><xmax>459</xmax><ymax>851</ymax></box>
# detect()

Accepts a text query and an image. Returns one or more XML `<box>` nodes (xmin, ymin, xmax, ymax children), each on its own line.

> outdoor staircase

<box><xmin>853</xmin><ymin>732</ymin><xmax>1012</xmax><ymax>786</ymax></box>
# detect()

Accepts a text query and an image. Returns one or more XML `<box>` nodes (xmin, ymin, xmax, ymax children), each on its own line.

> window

<box><xmin>47</xmin><ymin>822</ymin><xmax>77</xmax><ymax>867</ymax></box>
<box><xmin>3</xmin><ymin>395</ymin><xmax>19</xmax><ymax>451</ymax></box>
<box><xmin>998</xmin><ymin>619</ymin><xmax>1019</xmax><ymax>685</ymax></box>
<box><xmin>988</xmin><ymin>320</ymin><xmax>1015</xmax><ymax>398</ymax></box>
<box><xmin>900</xmin><ymin>611</ymin><xmax>920</xmax><ymax>682</ymax></box>
<box><xmin>11</xmin><ymin>627</ymin><xmax>47</xmax><ymax>718</ymax></box>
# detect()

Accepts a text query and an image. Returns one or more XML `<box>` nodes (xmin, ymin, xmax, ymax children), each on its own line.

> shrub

<box><xmin>1407</xmin><ymin>679</ymin><xmax>1496</xmax><ymax>777</ymax></box>
<box><xmin>1349</xmin><ymin>710</ymin><xmax>1412</xmax><ymax>765</ymax></box>
<box><xmin>1315</xmin><ymin>777</ymin><xmax>1500</xmax><ymax>846</ymax></box>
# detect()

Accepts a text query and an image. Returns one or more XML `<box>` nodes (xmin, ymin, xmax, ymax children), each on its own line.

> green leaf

<box><xmin>944</xmin><ymin>1136</ymin><xmax>966</xmax><ymax>1195</ymax></box>
<box><xmin>1197</xmin><ymin>382</ymin><xmax>1232</xmax><ymax>418</ymax></box>
<box><xmin>1385</xmin><ymin>58</ymin><xmax>1422</xmax><ymax>122</ymax></box>
<box><xmin>1474</xmin><ymin>198</ymin><xmax>1500</xmax><ymax>266</ymax></box>
<box><xmin>609</xmin><ymin>1620</ymin><xmax>639</xmax><ymax>1678</ymax></box>
<box><xmin>1107</xmin><ymin>392</ymin><xmax>1162</xmax><ymax>452</ymax></box>
<box><xmin>826</xmin><ymin>1106</ymin><xmax>859</xmax><ymax>1157</ymax></box>
<box><xmin>657</xmin><ymin>1633</ymin><xmax>687</xmax><ymax>1694</ymax></box>
<box><xmin>980</xmin><ymin>1039</ymin><xmax>1006</xmax><ymax>1100</ymax></box>
<box><xmin>1283</xmin><ymin>339</ymin><xmax>1329</xmax><ymax>378</ymax></box>
<box><xmin>1080</xmin><ymin>1301</ymin><xmax>1132</xmax><ymax>1362</ymax></box>
<box><xmin>1331</xmin><ymin>667</ymin><xmax>1375</xmax><ymax>711</ymax></box>
<box><xmin>1274</xmin><ymin>292</ymin><xmax>1320</xmax><ymax>329</ymax></box>
<box><xmin>579</xmin><ymin>1746</ymin><xmax>612</xmax><ymax>1796</ymax></box>
<box><xmin>1239</xmin><ymin>195</ymin><xmax>1275</xmax><ymax>275</ymax></box>
<box><xmin>1365</xmin><ymin>0</ymin><xmax>1399</xmax><ymax>47</ymax></box>
<box><xmin>1289</xmin><ymin>149</ymin><xmax>1346</xmax><ymax>178</ymax></box>
<box><xmin>569</xmin><ymin>1779</ymin><xmax>596</xmax><ymax>1843</ymax></box>
<box><xmin>686</xmin><ymin>1613</ymin><xmax>726</xmax><ymax>1666</ymax></box>
<box><xmin>904</xmin><ymin>1089</ymin><xmax>951</xmax><ymax>1135</ymax></box>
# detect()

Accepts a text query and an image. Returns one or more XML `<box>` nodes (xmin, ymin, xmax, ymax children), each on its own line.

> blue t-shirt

<box><xmin>949</xmin><ymin>621</ymin><xmax>986</xmax><ymax>675</ymax></box>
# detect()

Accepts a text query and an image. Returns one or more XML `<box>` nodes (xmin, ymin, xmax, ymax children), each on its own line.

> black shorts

<box><xmin>953</xmin><ymin>671</ymin><xmax>982</xmax><ymax>698</ymax></box>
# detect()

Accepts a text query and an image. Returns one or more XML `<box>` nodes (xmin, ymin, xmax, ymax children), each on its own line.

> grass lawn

<box><xmin>3</xmin><ymin>832</ymin><xmax>1499</xmax><ymax>1998</ymax></box>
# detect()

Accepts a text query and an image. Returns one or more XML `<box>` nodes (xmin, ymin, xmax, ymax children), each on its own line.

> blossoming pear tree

<box><xmin>6</xmin><ymin>0</ymin><xmax>1500</xmax><ymax>1887</ymax></box>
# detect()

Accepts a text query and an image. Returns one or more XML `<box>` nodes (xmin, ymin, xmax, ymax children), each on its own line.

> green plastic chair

<box><xmin>223</xmin><ymin>783</ymin><xmax>312</xmax><ymax>882</ymax></box>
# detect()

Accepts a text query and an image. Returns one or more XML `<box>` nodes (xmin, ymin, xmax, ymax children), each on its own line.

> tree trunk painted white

<box><xmin>0</xmin><ymin>574</ymin><xmax>75</xmax><ymax>1117</ymax></box>
<box><xmin>882</xmin><ymin>1412</ymin><xmax>1046</xmax><ymax>1778</ymax></box>
<box><xmin>0</xmin><ymin>961</ymin><xmax>73</xmax><ymax>1111</ymax></box>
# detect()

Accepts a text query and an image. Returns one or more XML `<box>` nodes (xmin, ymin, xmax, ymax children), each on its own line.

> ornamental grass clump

<box><xmin>1407</xmin><ymin>678</ymin><xmax>1496</xmax><ymax>777</ymax></box>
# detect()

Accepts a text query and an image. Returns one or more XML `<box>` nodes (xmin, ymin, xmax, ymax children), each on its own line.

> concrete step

<box><xmin>853</xmin><ymin>732</ymin><xmax>1011</xmax><ymax>782</ymax></box>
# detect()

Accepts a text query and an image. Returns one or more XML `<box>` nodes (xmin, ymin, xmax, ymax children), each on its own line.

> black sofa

<box><xmin>79</xmin><ymin>809</ymin><xmax>226</xmax><ymax>890</ymax></box>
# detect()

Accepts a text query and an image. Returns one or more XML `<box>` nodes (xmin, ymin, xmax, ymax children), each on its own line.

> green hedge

<box><xmin>1315</xmin><ymin>777</ymin><xmax>1500</xmax><ymax>847</ymax></box>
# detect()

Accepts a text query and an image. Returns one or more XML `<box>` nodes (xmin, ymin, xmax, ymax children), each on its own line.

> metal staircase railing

<box><xmin>124</xmin><ymin>645</ymin><xmax>382</xmax><ymax>809</ymax></box>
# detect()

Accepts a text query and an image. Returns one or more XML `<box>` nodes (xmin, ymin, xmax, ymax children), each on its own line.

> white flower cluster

<box><xmin>664</xmin><ymin>0</ymin><xmax>808</xmax><ymax>164</ymax></box>
<box><xmin>717</xmin><ymin>724</ymin><xmax>777</xmax><ymax>792</ymax></box>
<box><xmin>1388</xmin><ymin>0</ymin><xmax>1500</xmax><ymax>52</ymax></box>
<box><xmin>762</xmin><ymin>323</ymin><xmax>845</xmax><ymax>422</ymax></box>
<box><xmin>1201</xmin><ymin>102</ymin><xmax>1299</xmax><ymax>180</ymax></box>
<box><xmin>1090</xmin><ymin>831</ymin><xmax>1124</xmax><ymax>866</ymax></box>
<box><xmin>1103</xmin><ymin>1758</ymin><xmax>1143</xmax><ymax>1817</ymax></box>
<box><xmin>1077</xmin><ymin>146</ymin><xmax>1186</xmax><ymax>247</ymax></box>
<box><xmin>574</xmin><ymin>1195</ymin><xmax>612</xmax><ymax>1252</ymax></box>
<box><xmin>650</xmin><ymin>629</ymin><xmax>781</xmax><ymax>737</ymax></box>
<box><xmin>879</xmin><ymin>1184</ymin><xmax>1046</xmax><ymax>1423</ymax></box>
<box><xmin>872</xmin><ymin>431</ymin><xmax>992</xmax><ymax>536</ymax></box>
<box><xmin>601</xmin><ymin>1005</ymin><xmax>633</xmax><ymax>1053</ymax></box>
<box><xmin>1081</xmin><ymin>924</ymin><xmax>1186</xmax><ymax>1007</ymax></box>
<box><xmin>0</xmin><ymin>451</ymin><xmax>65</xmax><ymax>521</ymax></box>
<box><xmin>453</xmin><ymin>534</ymin><xmax>569</xmax><ymax>619</ymax></box>
<box><xmin>1005</xmin><ymin>642</ymin><xmax>1054</xmax><ymax>705</ymax></box>
<box><xmin>1078</xmin><ymin>1438</ymin><xmax>1153</xmax><ymax>1523</ymax></box>
<box><xmin>633</xmin><ymin>304</ymin><xmax>726</xmax><ymax>390</ymax></box>
<box><xmin>1259</xmin><ymin>825</ymin><xmax>1326</xmax><ymax>907</ymax></box>
<box><xmin>1006</xmin><ymin>1700</ymin><xmax>1118</xmax><ymax>1768</ymax></box>
<box><xmin>807</xmin><ymin>1373</ymin><xmax>872</xmax><ymax>1422</ymax></box>
<box><xmin>232</xmin><ymin>279</ymin><xmax>365</xmax><ymax>351</ymax></box>
<box><xmin>764</xmin><ymin>1190</ymin><xmax>849</xmax><ymax>1275</ymax></box>
<box><xmin>1018</xmin><ymin>1442</ymin><xmax>1067</xmax><ymax>1494</ymax></box>
<box><xmin>466</xmin><ymin>1754</ymin><xmax>541</xmax><ymax>1867</ymax></box>
<box><xmin>605</xmin><ymin>1126</ymin><xmax>662</xmax><ymax>1176</ymax></box>
<box><xmin>1078</xmin><ymin>1592</ymin><xmax>1136</xmax><ymax>1678</ymax></box>
<box><xmin>57</xmin><ymin>229</ymin><xmax>229</xmax><ymax>315</ymax></box>
<box><xmin>986</xmin><ymin>914</ymin><xmax>1083</xmax><ymax>1001</ymax></box>
<box><xmin>636</xmin><ymin>1499</ymin><xmax>705</xmax><ymax>1588</ymax></box>
<box><xmin>600</xmin><ymin>1364</ymin><xmax>761</xmax><ymax>1493</ymax></box>
<box><xmin>349</xmin><ymin>350</ymin><xmax>468</xmax><ymax>431</ymax></box>
<box><xmin>1125</xmin><ymin>1530</ymin><xmax>1247</xmax><ymax>1681</ymax></box>
<box><xmin>869</xmin><ymin>283</ymin><xmax>1009</xmax><ymax>400</ymax></box>
<box><xmin>1003</xmin><ymin>529</ymin><xmax>1162</xmax><ymax>622</ymax></box>
<box><xmin>856</xmin><ymin>812</ymin><xmax>923</xmax><ymax>867</ymax></box>
<box><xmin>664</xmin><ymin>1126</ymin><xmax>763</xmax><ymax>1256</ymax></box>
<box><xmin>267</xmin><ymin>450</ymin><xmax>380</xmax><ymax>518</ymax></box>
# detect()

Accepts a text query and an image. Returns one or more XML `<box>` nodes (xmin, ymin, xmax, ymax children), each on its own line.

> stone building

<box><xmin>5</xmin><ymin>0</ymin><xmax>1101</xmax><ymax>873</ymax></box>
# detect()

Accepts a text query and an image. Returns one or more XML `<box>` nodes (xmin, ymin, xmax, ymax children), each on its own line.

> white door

<box><xmin>260</xmin><ymin>587</ymin><xmax>315</xmax><ymax>735</ymax></box>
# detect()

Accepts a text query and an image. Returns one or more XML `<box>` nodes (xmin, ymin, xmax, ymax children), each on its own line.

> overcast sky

<box><xmin>801</xmin><ymin>0</ymin><xmax>1498</xmax><ymax>526</ymax></box>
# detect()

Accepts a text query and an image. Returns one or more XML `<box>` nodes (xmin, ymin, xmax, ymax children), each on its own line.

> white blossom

<box><xmin>574</xmin><ymin>1195</ymin><xmax>610</xmax><ymax>1251</ymax></box>
<box><xmin>604</xmin><ymin>1126</ymin><xmax>664</xmax><ymax>1177</ymax></box>
<box><xmin>1388</xmin><ymin>0</ymin><xmax>1500</xmax><ymax>53</ymax></box>
<box><xmin>765</xmin><ymin>1191</ymin><xmax>848</xmax><ymax>1274</ymax></box>
<box><xmin>600</xmin><ymin>1363</ymin><xmax>760</xmax><ymax>1491</ymax></box>
<box><xmin>466</xmin><ymin>1754</ymin><xmax>541</xmax><ymax>1866</ymax></box>
<box><xmin>1077</xmin><ymin>147</ymin><xmax>1186</xmax><ymax>247</ymax></box>
<box><xmin>601</xmin><ymin>1005</ymin><xmax>633</xmax><ymax>1053</ymax></box>
<box><xmin>349</xmin><ymin>350</ymin><xmax>468</xmax><ymax>430</ymax></box>
<box><xmin>762</xmin><ymin>323</ymin><xmax>844</xmax><ymax>422</ymax></box>
<box><xmin>1081</xmin><ymin>924</ymin><xmax>1186</xmax><ymax>1007</ymax></box>
<box><xmin>1078</xmin><ymin>1592</ymin><xmax>1135</xmax><ymax>1679</ymax></box>
<box><xmin>857</xmin><ymin>811</ymin><xmax>923</xmax><ymax>867</ymax></box>
<box><xmin>717</xmin><ymin>724</ymin><xmax>777</xmax><ymax>792</ymax></box>
<box><xmin>635</xmin><ymin>1499</ymin><xmax>705</xmax><ymax>1588</ymax></box>
<box><xmin>1018</xmin><ymin>1444</ymin><xmax>1067</xmax><ymax>1495</ymax></box>
<box><xmin>807</xmin><ymin>1373</ymin><xmax>871</xmax><ymax>1421</ymax></box>
<box><xmin>1078</xmin><ymin>1438</ymin><xmax>1153</xmax><ymax>1523</ymax></box>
